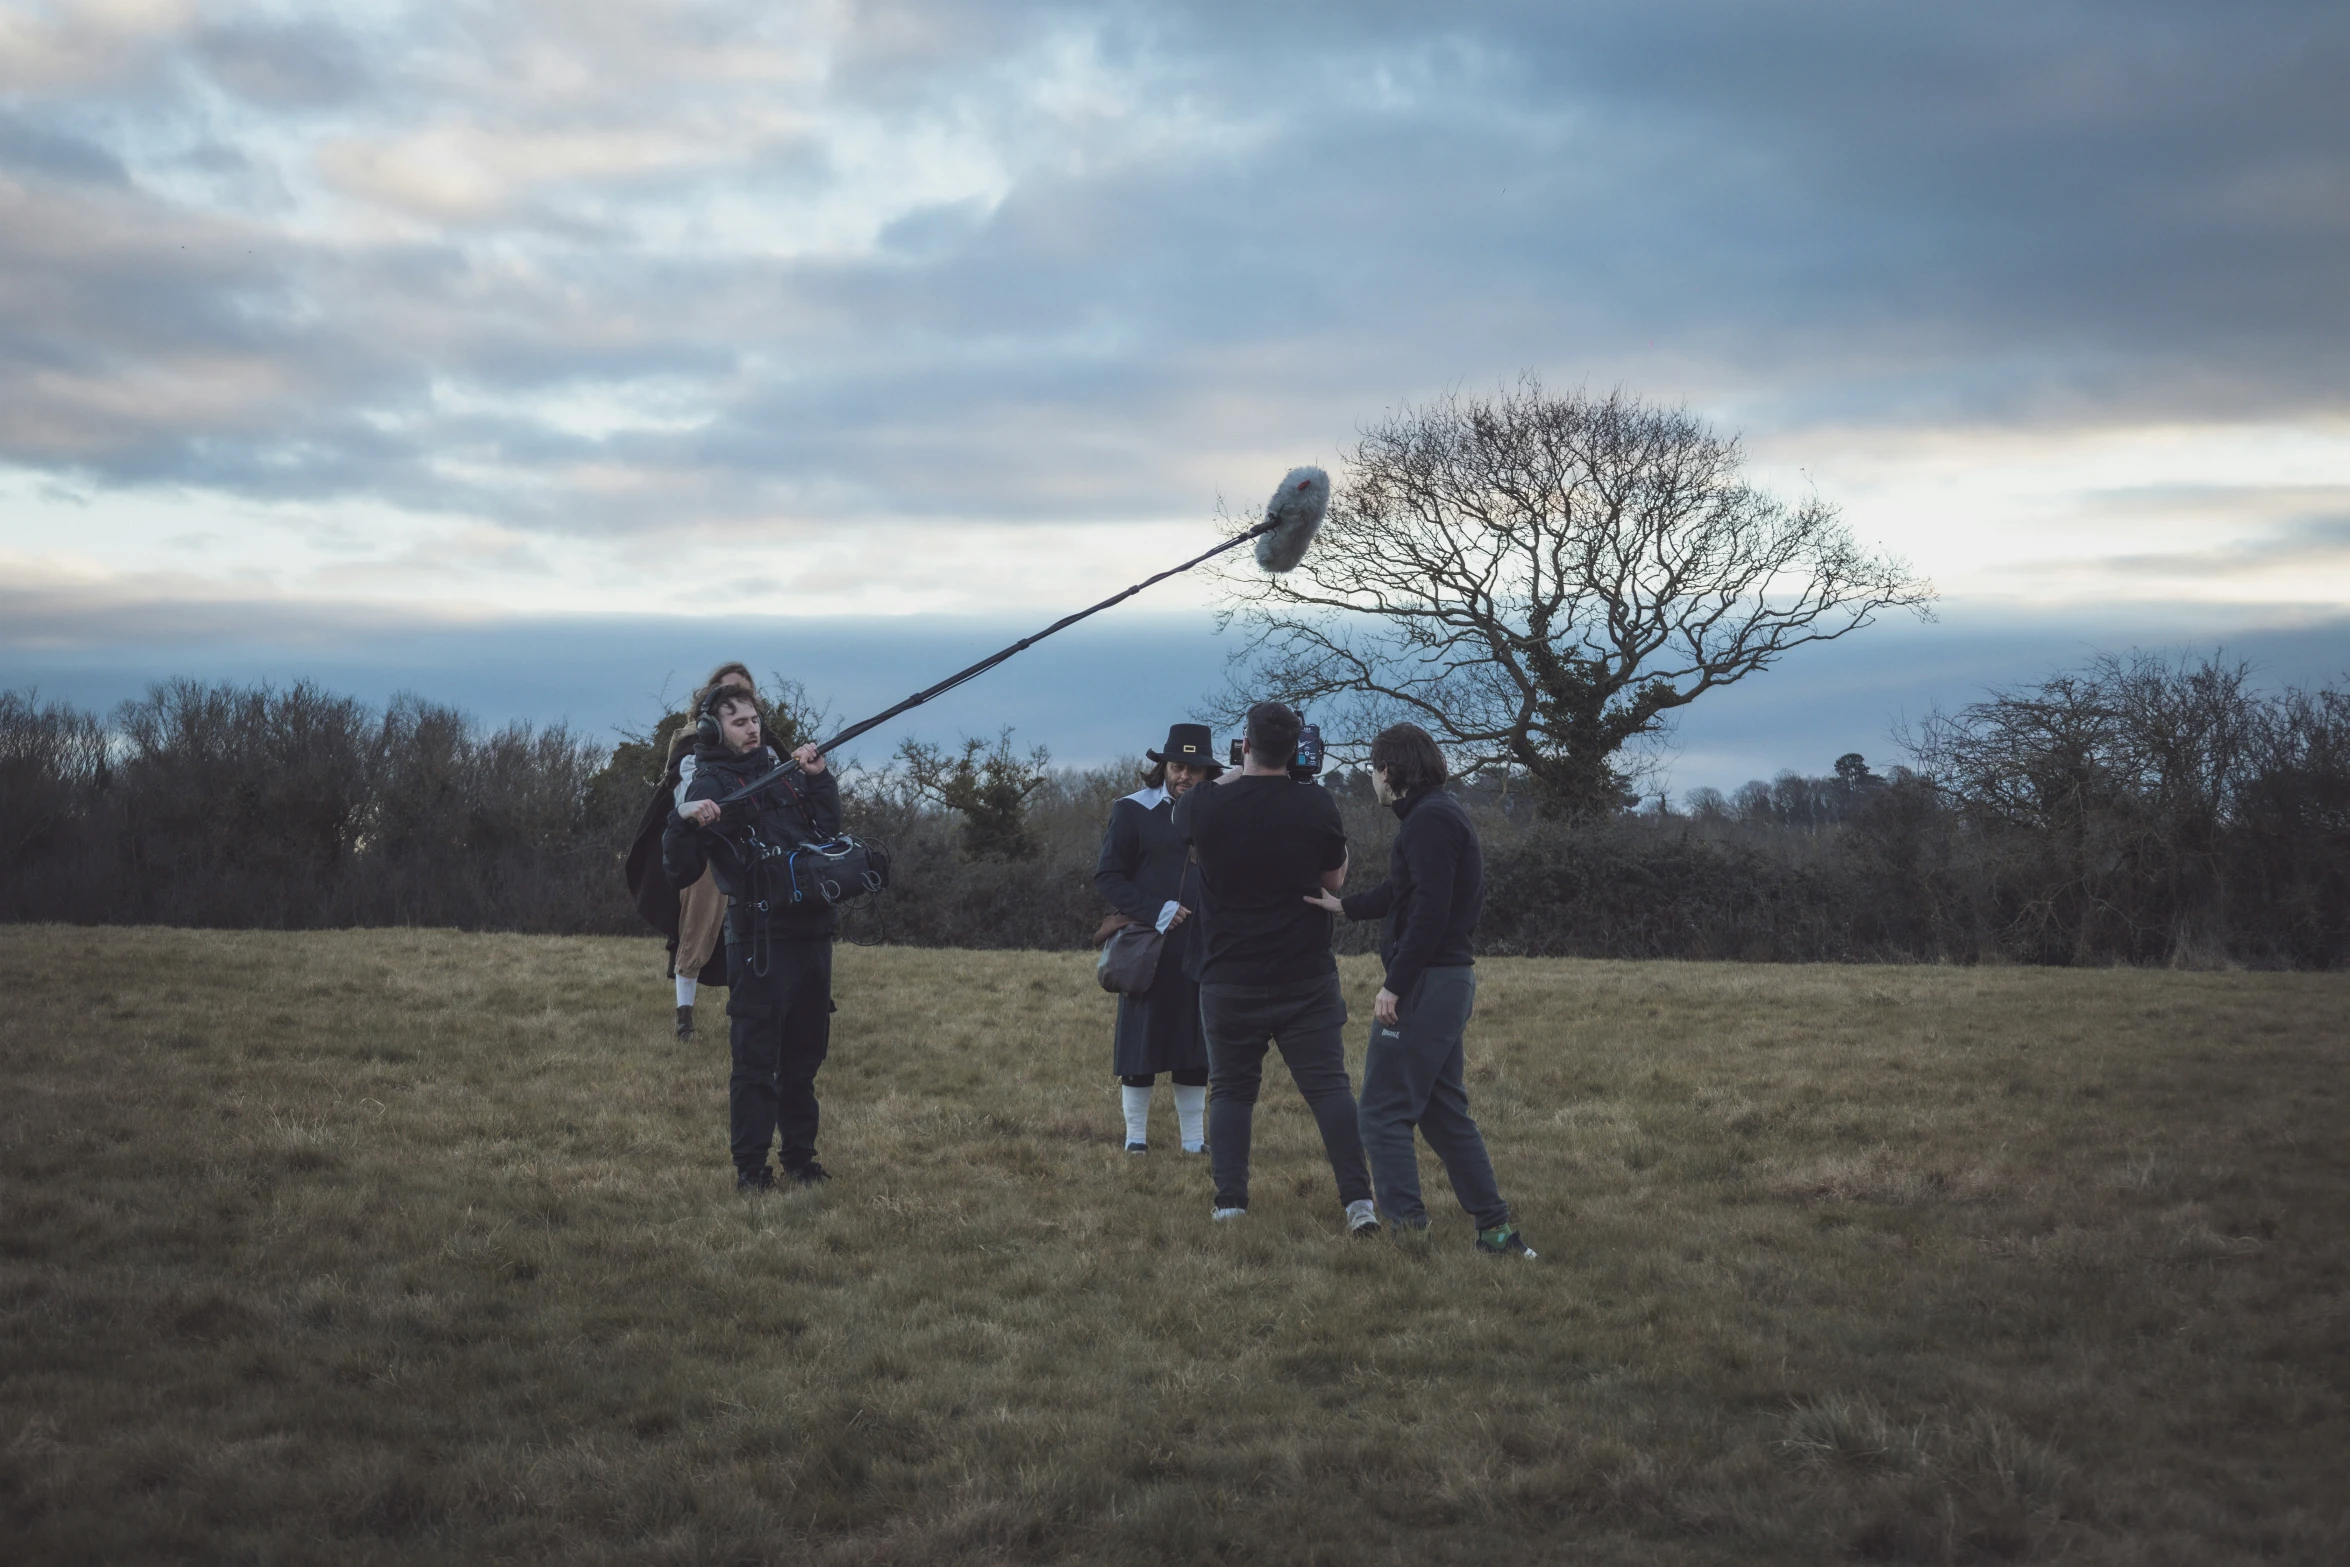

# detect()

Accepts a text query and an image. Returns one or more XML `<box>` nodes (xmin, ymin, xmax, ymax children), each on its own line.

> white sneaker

<box><xmin>1345</xmin><ymin>1199</ymin><xmax>1380</xmax><ymax>1237</ymax></box>
<box><xmin>1211</xmin><ymin>1206</ymin><xmax>1248</xmax><ymax>1222</ymax></box>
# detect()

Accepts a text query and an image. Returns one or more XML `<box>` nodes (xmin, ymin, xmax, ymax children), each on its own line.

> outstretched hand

<box><xmin>1301</xmin><ymin>888</ymin><xmax>1343</xmax><ymax>914</ymax></box>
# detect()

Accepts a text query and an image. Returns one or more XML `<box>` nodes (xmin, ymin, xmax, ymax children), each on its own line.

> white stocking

<box><xmin>1172</xmin><ymin>1083</ymin><xmax>1207</xmax><ymax>1152</ymax></box>
<box><xmin>1121</xmin><ymin>1084</ymin><xmax>1153</xmax><ymax>1147</ymax></box>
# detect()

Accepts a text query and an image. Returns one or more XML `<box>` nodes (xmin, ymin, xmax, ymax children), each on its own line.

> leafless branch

<box><xmin>1217</xmin><ymin>377</ymin><xmax>1934</xmax><ymax>814</ymax></box>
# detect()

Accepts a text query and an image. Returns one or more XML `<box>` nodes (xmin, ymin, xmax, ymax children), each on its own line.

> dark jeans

<box><xmin>1358</xmin><ymin>966</ymin><xmax>1508</xmax><ymax>1230</ymax></box>
<box><xmin>1199</xmin><ymin>973</ymin><xmax>1372</xmax><ymax>1212</ymax></box>
<box><xmin>725</xmin><ymin>935</ymin><xmax>832</xmax><ymax>1174</ymax></box>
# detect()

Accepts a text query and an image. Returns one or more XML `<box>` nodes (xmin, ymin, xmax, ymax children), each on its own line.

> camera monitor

<box><xmin>1226</xmin><ymin>725</ymin><xmax>1325</xmax><ymax>782</ymax></box>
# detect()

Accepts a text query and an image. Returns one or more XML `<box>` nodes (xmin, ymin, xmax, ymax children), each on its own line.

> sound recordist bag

<box><xmin>779</xmin><ymin>837</ymin><xmax>892</xmax><ymax>907</ymax></box>
<box><xmin>728</xmin><ymin>764</ymin><xmax>891</xmax><ymax>909</ymax></box>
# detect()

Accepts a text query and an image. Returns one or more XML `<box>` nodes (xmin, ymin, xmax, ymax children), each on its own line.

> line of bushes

<box><xmin>0</xmin><ymin>682</ymin><xmax>628</xmax><ymax>933</ymax></box>
<box><xmin>3</xmin><ymin>653</ymin><xmax>2343</xmax><ymax>966</ymax></box>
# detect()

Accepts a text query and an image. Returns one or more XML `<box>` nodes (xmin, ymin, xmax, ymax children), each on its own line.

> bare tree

<box><xmin>1220</xmin><ymin>379</ymin><xmax>1934</xmax><ymax>816</ymax></box>
<box><xmin>1906</xmin><ymin>652</ymin><xmax>2267</xmax><ymax>963</ymax></box>
<box><xmin>0</xmin><ymin>690</ymin><xmax>106</xmax><ymax>863</ymax></box>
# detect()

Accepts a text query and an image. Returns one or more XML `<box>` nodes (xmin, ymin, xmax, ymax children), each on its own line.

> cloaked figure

<box><xmin>625</xmin><ymin>662</ymin><xmax>757</xmax><ymax>1041</ymax></box>
<box><xmin>1092</xmin><ymin>723</ymin><xmax>1221</xmax><ymax>1154</ymax></box>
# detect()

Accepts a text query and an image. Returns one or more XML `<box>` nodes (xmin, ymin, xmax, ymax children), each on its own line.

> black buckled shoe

<box><xmin>675</xmin><ymin>1005</ymin><xmax>695</xmax><ymax>1041</ymax></box>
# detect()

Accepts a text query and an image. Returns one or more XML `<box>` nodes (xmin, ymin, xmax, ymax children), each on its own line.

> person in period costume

<box><xmin>625</xmin><ymin>663</ymin><xmax>756</xmax><ymax>1040</ymax></box>
<box><xmin>1092</xmin><ymin>723</ymin><xmax>1223</xmax><ymax>1153</ymax></box>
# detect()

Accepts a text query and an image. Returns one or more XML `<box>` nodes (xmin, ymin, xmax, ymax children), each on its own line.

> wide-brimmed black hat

<box><xmin>1147</xmin><ymin>722</ymin><xmax>1223</xmax><ymax>771</ymax></box>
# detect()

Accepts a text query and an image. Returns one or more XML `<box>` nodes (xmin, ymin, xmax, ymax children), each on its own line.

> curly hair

<box><xmin>692</xmin><ymin>661</ymin><xmax>755</xmax><ymax>710</ymax></box>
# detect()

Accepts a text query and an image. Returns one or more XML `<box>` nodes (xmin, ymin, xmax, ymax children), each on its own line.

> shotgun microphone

<box><xmin>1254</xmin><ymin>466</ymin><xmax>1329</xmax><ymax>573</ymax></box>
<box><xmin>709</xmin><ymin>465</ymin><xmax>1336</xmax><ymax>806</ymax></box>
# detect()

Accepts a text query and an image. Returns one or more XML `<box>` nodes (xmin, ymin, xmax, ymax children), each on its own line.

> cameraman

<box><xmin>1172</xmin><ymin>701</ymin><xmax>1376</xmax><ymax>1234</ymax></box>
<box><xmin>662</xmin><ymin>685</ymin><xmax>840</xmax><ymax>1193</ymax></box>
<box><xmin>1304</xmin><ymin>723</ymin><xmax>1533</xmax><ymax>1258</ymax></box>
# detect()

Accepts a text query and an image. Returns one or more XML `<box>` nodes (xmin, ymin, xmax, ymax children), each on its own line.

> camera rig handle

<box><xmin>711</xmin><ymin>514</ymin><xmax>1286</xmax><ymax>807</ymax></box>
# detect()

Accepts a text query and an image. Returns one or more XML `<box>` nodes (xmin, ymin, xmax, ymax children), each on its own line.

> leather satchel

<box><xmin>1092</xmin><ymin>846</ymin><xmax>1193</xmax><ymax>997</ymax></box>
<box><xmin>1094</xmin><ymin>915</ymin><xmax>1164</xmax><ymax>996</ymax></box>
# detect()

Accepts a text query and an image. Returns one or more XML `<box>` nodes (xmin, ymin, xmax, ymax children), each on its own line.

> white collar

<box><xmin>1122</xmin><ymin>786</ymin><xmax>1169</xmax><ymax>809</ymax></box>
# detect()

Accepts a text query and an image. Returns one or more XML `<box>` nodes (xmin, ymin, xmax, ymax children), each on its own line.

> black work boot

<box><xmin>675</xmin><ymin>1004</ymin><xmax>695</xmax><ymax>1041</ymax></box>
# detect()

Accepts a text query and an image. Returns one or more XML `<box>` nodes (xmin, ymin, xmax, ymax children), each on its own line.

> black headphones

<box><xmin>695</xmin><ymin>685</ymin><xmax>754</xmax><ymax>746</ymax></box>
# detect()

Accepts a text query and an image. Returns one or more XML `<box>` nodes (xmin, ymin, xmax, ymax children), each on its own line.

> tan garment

<box><xmin>676</xmin><ymin>864</ymin><xmax>729</xmax><ymax>976</ymax></box>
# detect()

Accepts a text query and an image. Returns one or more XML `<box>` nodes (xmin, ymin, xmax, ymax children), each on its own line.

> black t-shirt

<box><xmin>1172</xmin><ymin>774</ymin><xmax>1348</xmax><ymax>987</ymax></box>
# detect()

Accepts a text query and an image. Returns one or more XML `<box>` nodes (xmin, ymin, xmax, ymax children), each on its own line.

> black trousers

<box><xmin>725</xmin><ymin>934</ymin><xmax>832</xmax><ymax>1174</ymax></box>
<box><xmin>1199</xmin><ymin>973</ymin><xmax>1372</xmax><ymax>1213</ymax></box>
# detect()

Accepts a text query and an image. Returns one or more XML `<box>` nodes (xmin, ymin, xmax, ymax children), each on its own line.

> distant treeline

<box><xmin>3</xmin><ymin>652</ymin><xmax>2344</xmax><ymax>967</ymax></box>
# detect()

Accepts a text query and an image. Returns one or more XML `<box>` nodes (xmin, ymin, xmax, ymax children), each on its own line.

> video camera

<box><xmin>1228</xmin><ymin>722</ymin><xmax>1325</xmax><ymax>784</ymax></box>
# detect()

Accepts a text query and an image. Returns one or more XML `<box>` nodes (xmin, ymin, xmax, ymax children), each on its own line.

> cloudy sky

<box><xmin>3</xmin><ymin>0</ymin><xmax>2346</xmax><ymax>786</ymax></box>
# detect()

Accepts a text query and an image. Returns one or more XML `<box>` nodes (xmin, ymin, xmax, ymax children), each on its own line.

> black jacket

<box><xmin>662</xmin><ymin>742</ymin><xmax>844</xmax><ymax>943</ymax></box>
<box><xmin>1340</xmin><ymin>786</ymin><xmax>1482</xmax><ymax>998</ymax></box>
<box><xmin>1093</xmin><ymin>788</ymin><xmax>1203</xmax><ymax>981</ymax></box>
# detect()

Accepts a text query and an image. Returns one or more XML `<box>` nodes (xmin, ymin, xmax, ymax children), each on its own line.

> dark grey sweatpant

<box><xmin>1357</xmin><ymin>965</ymin><xmax>1508</xmax><ymax>1230</ymax></box>
<box><xmin>1199</xmin><ymin>974</ymin><xmax>1373</xmax><ymax>1213</ymax></box>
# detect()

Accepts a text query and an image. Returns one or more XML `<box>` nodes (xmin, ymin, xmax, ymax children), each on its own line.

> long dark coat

<box><xmin>624</xmin><ymin>731</ymin><xmax>727</xmax><ymax>986</ymax></box>
<box><xmin>1093</xmin><ymin>788</ymin><xmax>1209</xmax><ymax>1078</ymax></box>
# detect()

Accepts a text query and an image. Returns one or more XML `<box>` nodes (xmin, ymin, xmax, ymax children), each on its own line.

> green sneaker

<box><xmin>1476</xmin><ymin>1223</ymin><xmax>1537</xmax><ymax>1259</ymax></box>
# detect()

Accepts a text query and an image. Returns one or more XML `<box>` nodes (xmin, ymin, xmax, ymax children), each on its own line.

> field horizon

<box><xmin>3</xmin><ymin>926</ymin><xmax>2346</xmax><ymax>1564</ymax></box>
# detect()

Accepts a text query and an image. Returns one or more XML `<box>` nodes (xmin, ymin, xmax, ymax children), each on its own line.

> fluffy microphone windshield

<box><xmin>1254</xmin><ymin>465</ymin><xmax>1330</xmax><ymax>573</ymax></box>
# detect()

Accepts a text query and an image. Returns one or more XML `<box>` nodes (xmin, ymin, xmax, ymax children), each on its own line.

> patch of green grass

<box><xmin>3</xmin><ymin>927</ymin><xmax>2347</xmax><ymax>1563</ymax></box>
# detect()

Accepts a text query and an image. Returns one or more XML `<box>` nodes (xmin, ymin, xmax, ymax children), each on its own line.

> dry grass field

<box><xmin>2</xmin><ymin>926</ymin><xmax>2346</xmax><ymax>1565</ymax></box>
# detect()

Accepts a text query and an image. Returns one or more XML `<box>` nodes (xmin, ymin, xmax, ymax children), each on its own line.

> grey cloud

<box><xmin>875</xmin><ymin>198</ymin><xmax>998</xmax><ymax>264</ymax></box>
<box><xmin>0</xmin><ymin>0</ymin><xmax>2344</xmax><ymax>540</ymax></box>
<box><xmin>0</xmin><ymin>576</ymin><xmax>462</xmax><ymax>649</ymax></box>
<box><xmin>1535</xmin><ymin>1</ymin><xmax>2350</xmax><ymax>420</ymax></box>
<box><xmin>2094</xmin><ymin>514</ymin><xmax>2350</xmax><ymax>579</ymax></box>
<box><xmin>0</xmin><ymin>109</ymin><xmax>126</xmax><ymax>184</ymax></box>
<box><xmin>195</xmin><ymin>19</ymin><xmax>371</xmax><ymax>109</ymax></box>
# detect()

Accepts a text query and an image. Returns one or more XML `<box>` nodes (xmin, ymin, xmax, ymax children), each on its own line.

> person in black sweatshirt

<box><xmin>1175</xmin><ymin>701</ymin><xmax>1377</xmax><ymax>1234</ymax></box>
<box><xmin>1305</xmin><ymin>723</ymin><xmax>1533</xmax><ymax>1258</ymax></box>
<box><xmin>662</xmin><ymin>685</ymin><xmax>841</xmax><ymax>1192</ymax></box>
